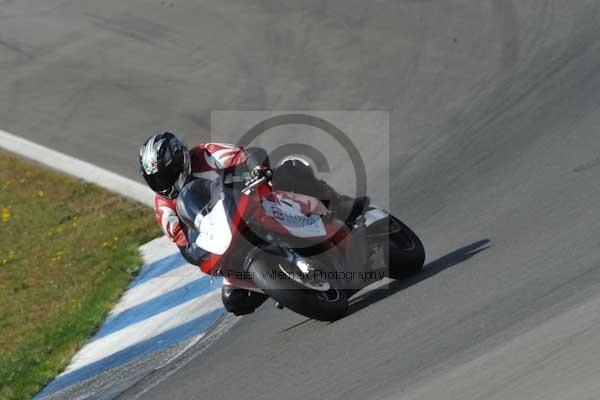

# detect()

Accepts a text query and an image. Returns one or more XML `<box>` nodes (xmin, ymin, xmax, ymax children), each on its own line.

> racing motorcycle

<box><xmin>177</xmin><ymin>167</ymin><xmax>425</xmax><ymax>321</ymax></box>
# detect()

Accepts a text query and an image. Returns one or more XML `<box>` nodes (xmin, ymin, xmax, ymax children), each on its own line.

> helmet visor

<box><xmin>142</xmin><ymin>160</ymin><xmax>181</xmax><ymax>196</ymax></box>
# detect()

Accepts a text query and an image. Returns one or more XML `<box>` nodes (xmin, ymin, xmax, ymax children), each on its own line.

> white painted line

<box><xmin>61</xmin><ymin>289</ymin><xmax>223</xmax><ymax>374</ymax></box>
<box><xmin>0</xmin><ymin>129</ymin><xmax>153</xmax><ymax>206</ymax></box>
<box><xmin>139</xmin><ymin>236</ymin><xmax>178</xmax><ymax>264</ymax></box>
<box><xmin>109</xmin><ymin>264</ymin><xmax>204</xmax><ymax>315</ymax></box>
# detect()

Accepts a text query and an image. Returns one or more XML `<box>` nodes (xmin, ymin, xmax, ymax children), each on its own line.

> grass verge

<box><xmin>0</xmin><ymin>151</ymin><xmax>161</xmax><ymax>400</ymax></box>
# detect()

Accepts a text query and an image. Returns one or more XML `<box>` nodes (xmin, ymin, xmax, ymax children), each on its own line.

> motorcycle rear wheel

<box><xmin>384</xmin><ymin>216</ymin><xmax>425</xmax><ymax>279</ymax></box>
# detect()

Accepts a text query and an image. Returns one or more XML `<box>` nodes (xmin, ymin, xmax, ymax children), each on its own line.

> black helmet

<box><xmin>139</xmin><ymin>132</ymin><xmax>191</xmax><ymax>199</ymax></box>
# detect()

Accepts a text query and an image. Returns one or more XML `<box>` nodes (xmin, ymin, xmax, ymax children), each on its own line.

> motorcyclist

<box><xmin>139</xmin><ymin>131</ymin><xmax>367</xmax><ymax>316</ymax></box>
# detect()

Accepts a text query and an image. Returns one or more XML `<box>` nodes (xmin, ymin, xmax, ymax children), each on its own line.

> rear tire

<box><xmin>384</xmin><ymin>217</ymin><xmax>425</xmax><ymax>279</ymax></box>
<box><xmin>247</xmin><ymin>256</ymin><xmax>348</xmax><ymax>321</ymax></box>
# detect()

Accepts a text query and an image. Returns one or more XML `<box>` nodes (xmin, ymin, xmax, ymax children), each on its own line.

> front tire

<box><xmin>247</xmin><ymin>256</ymin><xmax>348</xmax><ymax>321</ymax></box>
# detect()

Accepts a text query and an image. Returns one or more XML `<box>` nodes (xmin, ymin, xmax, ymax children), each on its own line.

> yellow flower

<box><xmin>101</xmin><ymin>242</ymin><xmax>110</xmax><ymax>248</ymax></box>
<box><xmin>113</xmin><ymin>236</ymin><xmax>119</xmax><ymax>241</ymax></box>
<box><xmin>36</xmin><ymin>190</ymin><xmax>45</xmax><ymax>198</ymax></box>
<box><xmin>1</xmin><ymin>259</ymin><xmax>7</xmax><ymax>265</ymax></box>
<box><xmin>1</xmin><ymin>208</ymin><xmax>10</xmax><ymax>223</ymax></box>
<box><xmin>56</xmin><ymin>226</ymin><xmax>64</xmax><ymax>233</ymax></box>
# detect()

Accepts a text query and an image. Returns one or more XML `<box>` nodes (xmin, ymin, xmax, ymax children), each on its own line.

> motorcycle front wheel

<box><xmin>247</xmin><ymin>255</ymin><xmax>348</xmax><ymax>321</ymax></box>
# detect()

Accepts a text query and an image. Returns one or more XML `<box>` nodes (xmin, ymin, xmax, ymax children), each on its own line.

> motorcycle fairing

<box><xmin>197</xmin><ymin>192</ymin><xmax>251</xmax><ymax>275</ymax></box>
<box><xmin>261</xmin><ymin>192</ymin><xmax>327</xmax><ymax>238</ymax></box>
<box><xmin>194</xmin><ymin>198</ymin><xmax>233</xmax><ymax>255</ymax></box>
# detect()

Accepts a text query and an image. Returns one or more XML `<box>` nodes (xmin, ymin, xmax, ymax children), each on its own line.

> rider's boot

<box><xmin>222</xmin><ymin>285</ymin><xmax>269</xmax><ymax>316</ymax></box>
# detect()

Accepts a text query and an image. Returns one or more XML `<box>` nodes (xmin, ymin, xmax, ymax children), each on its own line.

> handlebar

<box><xmin>241</xmin><ymin>175</ymin><xmax>268</xmax><ymax>195</ymax></box>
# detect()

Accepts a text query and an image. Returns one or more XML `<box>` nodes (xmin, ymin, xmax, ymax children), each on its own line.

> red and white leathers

<box><xmin>153</xmin><ymin>143</ymin><xmax>246</xmax><ymax>250</ymax></box>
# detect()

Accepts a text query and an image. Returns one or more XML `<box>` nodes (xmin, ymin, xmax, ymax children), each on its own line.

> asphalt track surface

<box><xmin>3</xmin><ymin>1</ymin><xmax>600</xmax><ymax>399</ymax></box>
